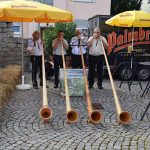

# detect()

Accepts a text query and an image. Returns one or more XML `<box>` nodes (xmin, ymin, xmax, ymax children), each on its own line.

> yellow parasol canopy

<box><xmin>0</xmin><ymin>0</ymin><xmax>73</xmax><ymax>22</ymax></box>
<box><xmin>105</xmin><ymin>10</ymin><xmax>150</xmax><ymax>27</ymax></box>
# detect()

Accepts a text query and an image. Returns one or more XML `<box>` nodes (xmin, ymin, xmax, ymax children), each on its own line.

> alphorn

<box><xmin>61</xmin><ymin>40</ymin><xmax>78</xmax><ymax>123</ymax></box>
<box><xmin>79</xmin><ymin>40</ymin><xmax>103</xmax><ymax>124</ymax></box>
<box><xmin>100</xmin><ymin>39</ymin><xmax>132</xmax><ymax>124</ymax></box>
<box><xmin>39</xmin><ymin>43</ymin><xmax>52</xmax><ymax>122</ymax></box>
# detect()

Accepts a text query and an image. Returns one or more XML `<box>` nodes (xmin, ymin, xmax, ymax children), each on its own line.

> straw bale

<box><xmin>0</xmin><ymin>72</ymin><xmax>17</xmax><ymax>86</ymax></box>
<box><xmin>0</xmin><ymin>83</ymin><xmax>14</xmax><ymax>93</ymax></box>
<box><xmin>0</xmin><ymin>68</ymin><xmax>21</xmax><ymax>86</ymax></box>
<box><xmin>6</xmin><ymin>65</ymin><xmax>21</xmax><ymax>70</ymax></box>
<box><xmin>6</xmin><ymin>65</ymin><xmax>22</xmax><ymax>73</ymax></box>
<box><xmin>3</xmin><ymin>69</ymin><xmax>21</xmax><ymax>81</ymax></box>
<box><xmin>0</xmin><ymin>65</ymin><xmax>21</xmax><ymax>109</ymax></box>
<box><xmin>5</xmin><ymin>65</ymin><xmax>22</xmax><ymax>79</ymax></box>
<box><xmin>0</xmin><ymin>83</ymin><xmax>13</xmax><ymax>108</ymax></box>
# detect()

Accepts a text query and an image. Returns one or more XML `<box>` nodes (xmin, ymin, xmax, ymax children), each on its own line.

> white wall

<box><xmin>54</xmin><ymin>0</ymin><xmax>111</xmax><ymax>20</ymax></box>
<box><xmin>53</xmin><ymin>0</ymin><xmax>67</xmax><ymax>10</ymax></box>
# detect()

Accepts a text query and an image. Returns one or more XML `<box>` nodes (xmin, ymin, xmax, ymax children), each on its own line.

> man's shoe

<box><xmin>54</xmin><ymin>84</ymin><xmax>58</xmax><ymax>88</ymax></box>
<box><xmin>98</xmin><ymin>86</ymin><xmax>103</xmax><ymax>89</ymax></box>
<box><xmin>33</xmin><ymin>85</ymin><xmax>39</xmax><ymax>89</ymax></box>
<box><xmin>33</xmin><ymin>83</ymin><xmax>38</xmax><ymax>89</ymax></box>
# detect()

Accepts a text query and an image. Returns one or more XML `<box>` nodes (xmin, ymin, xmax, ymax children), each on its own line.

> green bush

<box><xmin>44</xmin><ymin>22</ymin><xmax>77</xmax><ymax>56</ymax></box>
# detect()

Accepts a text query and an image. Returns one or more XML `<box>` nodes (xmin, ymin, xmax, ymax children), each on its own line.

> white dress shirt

<box><xmin>28</xmin><ymin>39</ymin><xmax>42</xmax><ymax>56</ymax></box>
<box><xmin>52</xmin><ymin>38</ymin><xmax>68</xmax><ymax>55</ymax></box>
<box><xmin>70</xmin><ymin>36</ymin><xmax>87</xmax><ymax>55</ymax></box>
<box><xmin>88</xmin><ymin>36</ymin><xmax>107</xmax><ymax>56</ymax></box>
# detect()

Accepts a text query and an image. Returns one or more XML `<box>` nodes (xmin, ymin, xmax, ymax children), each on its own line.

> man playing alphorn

<box><xmin>87</xmin><ymin>27</ymin><xmax>108</xmax><ymax>89</ymax></box>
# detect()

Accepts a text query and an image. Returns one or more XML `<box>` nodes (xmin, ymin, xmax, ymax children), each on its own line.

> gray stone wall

<box><xmin>0</xmin><ymin>22</ymin><xmax>30</xmax><ymax>71</ymax></box>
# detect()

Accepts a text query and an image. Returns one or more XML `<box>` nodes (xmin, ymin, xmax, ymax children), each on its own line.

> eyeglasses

<box><xmin>94</xmin><ymin>32</ymin><xmax>100</xmax><ymax>33</ymax></box>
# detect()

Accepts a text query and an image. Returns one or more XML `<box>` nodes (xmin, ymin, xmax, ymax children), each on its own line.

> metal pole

<box><xmin>16</xmin><ymin>21</ymin><xmax>31</xmax><ymax>90</ymax></box>
<box><xmin>21</xmin><ymin>21</ymin><xmax>24</xmax><ymax>85</ymax></box>
<box><xmin>131</xmin><ymin>26</ymin><xmax>134</xmax><ymax>69</ymax></box>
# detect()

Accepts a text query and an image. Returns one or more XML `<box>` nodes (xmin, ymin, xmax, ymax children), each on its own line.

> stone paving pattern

<box><xmin>0</xmin><ymin>76</ymin><xmax>150</xmax><ymax>150</ymax></box>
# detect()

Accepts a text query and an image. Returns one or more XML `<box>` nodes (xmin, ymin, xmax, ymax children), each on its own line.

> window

<box><xmin>13</xmin><ymin>22</ymin><xmax>21</xmax><ymax>35</ymax></box>
<box><xmin>72</xmin><ymin>0</ymin><xmax>96</xmax><ymax>3</ymax></box>
<box><xmin>82</xmin><ymin>29</ymin><xmax>88</xmax><ymax>37</ymax></box>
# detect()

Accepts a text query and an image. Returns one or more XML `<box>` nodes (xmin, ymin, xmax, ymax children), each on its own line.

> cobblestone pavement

<box><xmin>0</xmin><ymin>75</ymin><xmax>150</xmax><ymax>150</ymax></box>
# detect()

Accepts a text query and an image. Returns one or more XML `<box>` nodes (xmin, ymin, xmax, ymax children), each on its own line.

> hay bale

<box><xmin>0</xmin><ymin>65</ymin><xmax>21</xmax><ymax>86</ymax></box>
<box><xmin>0</xmin><ymin>88</ymin><xmax>6</xmax><ymax>107</ymax></box>
<box><xmin>0</xmin><ymin>71</ymin><xmax>18</xmax><ymax>86</ymax></box>
<box><xmin>6</xmin><ymin>65</ymin><xmax>21</xmax><ymax>69</ymax></box>
<box><xmin>0</xmin><ymin>83</ymin><xmax>13</xmax><ymax>109</ymax></box>
<box><xmin>0</xmin><ymin>83</ymin><xmax>14</xmax><ymax>94</ymax></box>
<box><xmin>0</xmin><ymin>65</ymin><xmax>21</xmax><ymax>109</ymax></box>
<box><xmin>5</xmin><ymin>65</ymin><xmax>22</xmax><ymax>79</ymax></box>
<box><xmin>6</xmin><ymin>65</ymin><xmax>22</xmax><ymax>72</ymax></box>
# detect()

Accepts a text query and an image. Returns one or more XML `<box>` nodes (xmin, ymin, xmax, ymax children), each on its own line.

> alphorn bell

<box><xmin>79</xmin><ymin>39</ymin><xmax>103</xmax><ymax>124</ymax></box>
<box><xmin>100</xmin><ymin>39</ymin><xmax>132</xmax><ymax>124</ymax></box>
<box><xmin>60</xmin><ymin>40</ymin><xmax>78</xmax><ymax>123</ymax></box>
<box><xmin>39</xmin><ymin>43</ymin><xmax>52</xmax><ymax>122</ymax></box>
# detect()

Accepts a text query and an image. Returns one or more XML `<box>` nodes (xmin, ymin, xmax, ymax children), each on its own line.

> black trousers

<box><xmin>71</xmin><ymin>53</ymin><xmax>86</xmax><ymax>68</ymax></box>
<box><xmin>88</xmin><ymin>55</ymin><xmax>104</xmax><ymax>87</ymax></box>
<box><xmin>30</xmin><ymin>55</ymin><xmax>34</xmax><ymax>82</ymax></box>
<box><xmin>53</xmin><ymin>55</ymin><xmax>66</xmax><ymax>86</ymax></box>
<box><xmin>31</xmin><ymin>55</ymin><xmax>42</xmax><ymax>86</ymax></box>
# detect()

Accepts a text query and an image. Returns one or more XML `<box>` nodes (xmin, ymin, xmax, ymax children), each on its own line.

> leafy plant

<box><xmin>43</xmin><ymin>22</ymin><xmax>77</xmax><ymax>56</ymax></box>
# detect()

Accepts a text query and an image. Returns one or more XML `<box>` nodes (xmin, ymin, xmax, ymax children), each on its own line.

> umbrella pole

<box><xmin>21</xmin><ymin>22</ymin><xmax>24</xmax><ymax>84</ymax></box>
<box><xmin>16</xmin><ymin>21</ymin><xmax>31</xmax><ymax>90</ymax></box>
<box><xmin>131</xmin><ymin>26</ymin><xmax>134</xmax><ymax>68</ymax></box>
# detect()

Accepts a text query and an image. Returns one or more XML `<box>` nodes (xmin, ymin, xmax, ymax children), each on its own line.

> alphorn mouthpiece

<box><xmin>66</xmin><ymin>110</ymin><xmax>78</xmax><ymax>123</ymax></box>
<box><xmin>39</xmin><ymin>106</ymin><xmax>52</xmax><ymax>122</ymax></box>
<box><xmin>118</xmin><ymin>111</ymin><xmax>132</xmax><ymax>124</ymax></box>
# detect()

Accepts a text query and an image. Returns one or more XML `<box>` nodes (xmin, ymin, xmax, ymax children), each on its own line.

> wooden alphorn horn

<box><xmin>61</xmin><ymin>40</ymin><xmax>78</xmax><ymax>123</ymax></box>
<box><xmin>100</xmin><ymin>39</ymin><xmax>132</xmax><ymax>124</ymax></box>
<box><xmin>39</xmin><ymin>43</ymin><xmax>52</xmax><ymax>122</ymax></box>
<box><xmin>79</xmin><ymin>40</ymin><xmax>103</xmax><ymax>124</ymax></box>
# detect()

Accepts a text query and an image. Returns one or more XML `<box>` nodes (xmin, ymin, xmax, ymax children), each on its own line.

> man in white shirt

<box><xmin>52</xmin><ymin>30</ymin><xmax>69</xmax><ymax>88</ymax></box>
<box><xmin>28</xmin><ymin>31</ymin><xmax>43</xmax><ymax>89</ymax></box>
<box><xmin>87</xmin><ymin>27</ymin><xmax>108</xmax><ymax>89</ymax></box>
<box><xmin>70</xmin><ymin>29</ymin><xmax>87</xmax><ymax>68</ymax></box>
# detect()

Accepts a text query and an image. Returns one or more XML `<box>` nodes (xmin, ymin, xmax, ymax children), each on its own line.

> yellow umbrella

<box><xmin>0</xmin><ymin>0</ymin><xmax>75</xmax><ymax>122</ymax></box>
<box><xmin>0</xmin><ymin>0</ymin><xmax>73</xmax><ymax>90</ymax></box>
<box><xmin>105</xmin><ymin>10</ymin><xmax>150</xmax><ymax>68</ymax></box>
<box><xmin>105</xmin><ymin>10</ymin><xmax>150</xmax><ymax>27</ymax></box>
<box><xmin>0</xmin><ymin>0</ymin><xmax>73</xmax><ymax>22</ymax></box>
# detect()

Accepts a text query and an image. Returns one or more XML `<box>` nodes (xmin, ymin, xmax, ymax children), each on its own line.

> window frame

<box><xmin>13</xmin><ymin>22</ymin><xmax>22</xmax><ymax>36</ymax></box>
